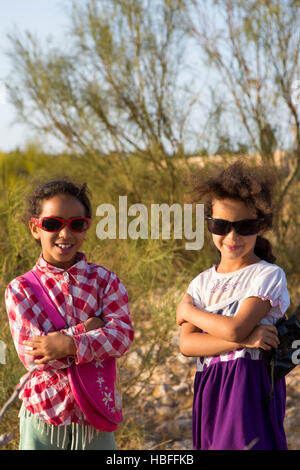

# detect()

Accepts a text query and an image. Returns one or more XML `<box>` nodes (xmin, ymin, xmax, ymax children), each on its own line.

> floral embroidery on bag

<box><xmin>95</xmin><ymin>365</ymin><xmax>120</xmax><ymax>413</ymax></box>
<box><xmin>102</xmin><ymin>391</ymin><xmax>113</xmax><ymax>406</ymax></box>
<box><xmin>94</xmin><ymin>359</ymin><xmax>104</xmax><ymax>368</ymax></box>
<box><xmin>96</xmin><ymin>376</ymin><xmax>104</xmax><ymax>387</ymax></box>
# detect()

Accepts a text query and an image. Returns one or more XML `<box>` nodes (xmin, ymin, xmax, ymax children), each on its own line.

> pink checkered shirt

<box><xmin>5</xmin><ymin>252</ymin><xmax>134</xmax><ymax>426</ymax></box>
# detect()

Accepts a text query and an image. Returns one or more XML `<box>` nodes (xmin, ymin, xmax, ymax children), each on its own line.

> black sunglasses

<box><xmin>206</xmin><ymin>216</ymin><xmax>264</xmax><ymax>236</ymax></box>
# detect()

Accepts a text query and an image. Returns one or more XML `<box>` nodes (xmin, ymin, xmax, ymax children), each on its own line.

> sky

<box><xmin>0</xmin><ymin>0</ymin><xmax>209</xmax><ymax>154</ymax></box>
<box><xmin>0</xmin><ymin>0</ymin><xmax>70</xmax><ymax>152</ymax></box>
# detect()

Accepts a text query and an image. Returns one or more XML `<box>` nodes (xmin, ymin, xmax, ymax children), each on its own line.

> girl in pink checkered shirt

<box><xmin>5</xmin><ymin>179</ymin><xmax>134</xmax><ymax>450</ymax></box>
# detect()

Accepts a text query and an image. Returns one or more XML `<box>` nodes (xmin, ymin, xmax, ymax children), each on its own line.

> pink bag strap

<box><xmin>23</xmin><ymin>270</ymin><xmax>67</xmax><ymax>330</ymax></box>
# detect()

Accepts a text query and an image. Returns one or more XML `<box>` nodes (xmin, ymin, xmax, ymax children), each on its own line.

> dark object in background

<box><xmin>261</xmin><ymin>304</ymin><xmax>300</xmax><ymax>400</ymax></box>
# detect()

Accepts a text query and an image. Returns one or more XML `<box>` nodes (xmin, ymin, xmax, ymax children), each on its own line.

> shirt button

<box><xmin>63</xmin><ymin>272</ymin><xmax>69</xmax><ymax>281</ymax></box>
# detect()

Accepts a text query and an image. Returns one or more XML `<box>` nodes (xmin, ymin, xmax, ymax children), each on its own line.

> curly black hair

<box><xmin>24</xmin><ymin>178</ymin><xmax>92</xmax><ymax>222</ymax></box>
<box><xmin>189</xmin><ymin>160</ymin><xmax>277</xmax><ymax>263</ymax></box>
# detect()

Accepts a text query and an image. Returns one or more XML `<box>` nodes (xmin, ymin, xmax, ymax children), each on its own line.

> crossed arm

<box><xmin>177</xmin><ymin>294</ymin><xmax>279</xmax><ymax>357</ymax></box>
<box><xmin>6</xmin><ymin>275</ymin><xmax>134</xmax><ymax>369</ymax></box>
<box><xmin>23</xmin><ymin>317</ymin><xmax>104</xmax><ymax>364</ymax></box>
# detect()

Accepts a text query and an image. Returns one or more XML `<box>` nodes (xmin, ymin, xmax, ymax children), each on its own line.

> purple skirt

<box><xmin>192</xmin><ymin>356</ymin><xmax>287</xmax><ymax>450</ymax></box>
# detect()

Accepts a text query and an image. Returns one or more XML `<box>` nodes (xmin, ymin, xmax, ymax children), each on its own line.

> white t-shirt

<box><xmin>187</xmin><ymin>260</ymin><xmax>290</xmax><ymax>371</ymax></box>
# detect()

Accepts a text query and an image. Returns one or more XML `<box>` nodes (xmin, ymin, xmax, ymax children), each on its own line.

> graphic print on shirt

<box><xmin>210</xmin><ymin>279</ymin><xmax>240</xmax><ymax>294</ymax></box>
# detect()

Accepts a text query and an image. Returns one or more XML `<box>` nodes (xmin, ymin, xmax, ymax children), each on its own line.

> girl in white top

<box><xmin>177</xmin><ymin>160</ymin><xmax>290</xmax><ymax>450</ymax></box>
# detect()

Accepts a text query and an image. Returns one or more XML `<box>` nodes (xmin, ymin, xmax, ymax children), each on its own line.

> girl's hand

<box><xmin>23</xmin><ymin>317</ymin><xmax>105</xmax><ymax>364</ymax></box>
<box><xmin>23</xmin><ymin>332</ymin><xmax>76</xmax><ymax>364</ymax></box>
<box><xmin>84</xmin><ymin>316</ymin><xmax>105</xmax><ymax>332</ymax></box>
<box><xmin>241</xmin><ymin>324</ymin><xmax>279</xmax><ymax>350</ymax></box>
<box><xmin>176</xmin><ymin>294</ymin><xmax>194</xmax><ymax>326</ymax></box>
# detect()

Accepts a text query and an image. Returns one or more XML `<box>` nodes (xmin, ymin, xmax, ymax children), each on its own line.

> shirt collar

<box><xmin>35</xmin><ymin>252</ymin><xmax>88</xmax><ymax>284</ymax></box>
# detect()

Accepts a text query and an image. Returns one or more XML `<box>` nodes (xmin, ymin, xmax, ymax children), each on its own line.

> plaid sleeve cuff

<box><xmin>72</xmin><ymin>333</ymin><xmax>93</xmax><ymax>364</ymax></box>
<box><xmin>60</xmin><ymin>322</ymin><xmax>86</xmax><ymax>337</ymax></box>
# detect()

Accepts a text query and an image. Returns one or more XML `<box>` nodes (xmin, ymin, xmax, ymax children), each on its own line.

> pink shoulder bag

<box><xmin>23</xmin><ymin>270</ymin><xmax>123</xmax><ymax>432</ymax></box>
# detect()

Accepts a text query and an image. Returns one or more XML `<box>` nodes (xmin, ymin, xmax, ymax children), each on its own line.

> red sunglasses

<box><xmin>31</xmin><ymin>216</ymin><xmax>91</xmax><ymax>233</ymax></box>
